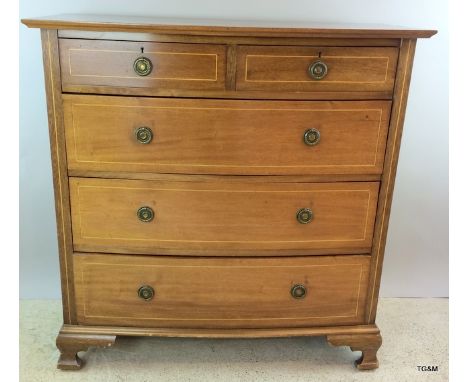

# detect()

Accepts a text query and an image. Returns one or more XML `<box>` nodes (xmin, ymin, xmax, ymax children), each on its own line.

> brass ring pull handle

<box><xmin>134</xmin><ymin>57</ymin><xmax>153</xmax><ymax>76</ymax></box>
<box><xmin>296</xmin><ymin>208</ymin><xmax>313</xmax><ymax>224</ymax></box>
<box><xmin>135</xmin><ymin>127</ymin><xmax>153</xmax><ymax>144</ymax></box>
<box><xmin>304</xmin><ymin>128</ymin><xmax>321</xmax><ymax>146</ymax></box>
<box><xmin>291</xmin><ymin>284</ymin><xmax>307</xmax><ymax>299</ymax></box>
<box><xmin>308</xmin><ymin>60</ymin><xmax>328</xmax><ymax>80</ymax></box>
<box><xmin>137</xmin><ymin>206</ymin><xmax>154</xmax><ymax>222</ymax></box>
<box><xmin>138</xmin><ymin>285</ymin><xmax>154</xmax><ymax>301</ymax></box>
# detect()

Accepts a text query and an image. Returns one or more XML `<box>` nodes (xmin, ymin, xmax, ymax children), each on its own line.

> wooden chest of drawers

<box><xmin>22</xmin><ymin>14</ymin><xmax>436</xmax><ymax>371</ymax></box>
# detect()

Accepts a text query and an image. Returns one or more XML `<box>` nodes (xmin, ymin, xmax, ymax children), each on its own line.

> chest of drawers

<box><xmin>22</xmin><ymin>14</ymin><xmax>436</xmax><ymax>371</ymax></box>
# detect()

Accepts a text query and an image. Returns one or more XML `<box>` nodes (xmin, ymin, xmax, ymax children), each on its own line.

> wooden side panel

<box><xmin>63</xmin><ymin>95</ymin><xmax>391</xmax><ymax>176</ymax></box>
<box><xmin>59</xmin><ymin>39</ymin><xmax>226</xmax><ymax>91</ymax></box>
<box><xmin>365</xmin><ymin>39</ymin><xmax>417</xmax><ymax>323</ymax></box>
<box><xmin>73</xmin><ymin>253</ymin><xmax>371</xmax><ymax>328</ymax></box>
<box><xmin>69</xmin><ymin>178</ymin><xmax>379</xmax><ymax>255</ymax></box>
<box><xmin>40</xmin><ymin>29</ymin><xmax>76</xmax><ymax>324</ymax></box>
<box><xmin>237</xmin><ymin>46</ymin><xmax>398</xmax><ymax>92</ymax></box>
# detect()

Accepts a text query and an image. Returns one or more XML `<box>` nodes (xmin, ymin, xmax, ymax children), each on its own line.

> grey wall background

<box><xmin>19</xmin><ymin>0</ymin><xmax>448</xmax><ymax>299</ymax></box>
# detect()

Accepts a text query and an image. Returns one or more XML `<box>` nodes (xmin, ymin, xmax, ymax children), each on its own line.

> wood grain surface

<box><xmin>56</xmin><ymin>331</ymin><xmax>115</xmax><ymax>370</ymax></box>
<box><xmin>21</xmin><ymin>13</ymin><xmax>436</xmax><ymax>370</ymax></box>
<box><xmin>57</xmin><ymin>30</ymin><xmax>403</xmax><ymax>46</ymax></box>
<box><xmin>59</xmin><ymin>39</ymin><xmax>226</xmax><ymax>91</ymax></box>
<box><xmin>66</xmin><ymin>171</ymin><xmax>382</xmax><ymax>183</ymax></box>
<box><xmin>40</xmin><ymin>29</ymin><xmax>77</xmax><ymax>324</ymax></box>
<box><xmin>73</xmin><ymin>253</ymin><xmax>371</xmax><ymax>328</ymax></box>
<box><xmin>69</xmin><ymin>178</ymin><xmax>379</xmax><ymax>255</ymax></box>
<box><xmin>63</xmin><ymin>95</ymin><xmax>391</xmax><ymax>176</ymax></box>
<box><xmin>237</xmin><ymin>46</ymin><xmax>398</xmax><ymax>93</ymax></box>
<box><xmin>21</xmin><ymin>14</ymin><xmax>437</xmax><ymax>38</ymax></box>
<box><xmin>365</xmin><ymin>39</ymin><xmax>418</xmax><ymax>323</ymax></box>
<box><xmin>60</xmin><ymin>85</ymin><xmax>394</xmax><ymax>101</ymax></box>
<box><xmin>327</xmin><ymin>331</ymin><xmax>382</xmax><ymax>370</ymax></box>
<box><xmin>59</xmin><ymin>322</ymin><xmax>380</xmax><ymax>338</ymax></box>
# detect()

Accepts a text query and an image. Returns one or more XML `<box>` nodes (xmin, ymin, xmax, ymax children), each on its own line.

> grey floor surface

<box><xmin>20</xmin><ymin>298</ymin><xmax>448</xmax><ymax>382</ymax></box>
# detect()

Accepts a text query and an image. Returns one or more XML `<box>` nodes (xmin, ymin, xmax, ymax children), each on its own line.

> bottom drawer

<box><xmin>74</xmin><ymin>253</ymin><xmax>370</xmax><ymax>329</ymax></box>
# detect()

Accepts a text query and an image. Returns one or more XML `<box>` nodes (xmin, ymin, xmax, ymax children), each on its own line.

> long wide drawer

<box><xmin>63</xmin><ymin>95</ymin><xmax>391</xmax><ymax>176</ymax></box>
<box><xmin>69</xmin><ymin>178</ymin><xmax>379</xmax><ymax>256</ymax></box>
<box><xmin>237</xmin><ymin>45</ymin><xmax>398</xmax><ymax>93</ymax></box>
<box><xmin>59</xmin><ymin>39</ymin><xmax>226</xmax><ymax>91</ymax></box>
<box><xmin>74</xmin><ymin>253</ymin><xmax>371</xmax><ymax>328</ymax></box>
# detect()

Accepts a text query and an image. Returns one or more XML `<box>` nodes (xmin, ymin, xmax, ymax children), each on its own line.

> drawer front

<box><xmin>63</xmin><ymin>95</ymin><xmax>391</xmax><ymax>176</ymax></box>
<box><xmin>237</xmin><ymin>46</ymin><xmax>398</xmax><ymax>93</ymax></box>
<box><xmin>70</xmin><ymin>178</ymin><xmax>379</xmax><ymax>255</ymax></box>
<box><xmin>59</xmin><ymin>39</ymin><xmax>226</xmax><ymax>91</ymax></box>
<box><xmin>74</xmin><ymin>253</ymin><xmax>370</xmax><ymax>328</ymax></box>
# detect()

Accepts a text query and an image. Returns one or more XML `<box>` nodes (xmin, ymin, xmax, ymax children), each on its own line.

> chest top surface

<box><xmin>22</xmin><ymin>14</ymin><xmax>436</xmax><ymax>38</ymax></box>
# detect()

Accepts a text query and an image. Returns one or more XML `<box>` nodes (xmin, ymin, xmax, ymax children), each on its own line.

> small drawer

<box><xmin>73</xmin><ymin>253</ymin><xmax>370</xmax><ymax>328</ymax></box>
<box><xmin>236</xmin><ymin>45</ymin><xmax>398</xmax><ymax>93</ymax></box>
<box><xmin>59</xmin><ymin>39</ymin><xmax>226</xmax><ymax>91</ymax></box>
<box><xmin>63</xmin><ymin>94</ymin><xmax>391</xmax><ymax>176</ymax></box>
<box><xmin>69</xmin><ymin>177</ymin><xmax>379</xmax><ymax>256</ymax></box>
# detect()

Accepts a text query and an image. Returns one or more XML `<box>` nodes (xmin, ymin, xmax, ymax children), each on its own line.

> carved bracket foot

<box><xmin>56</xmin><ymin>330</ymin><xmax>116</xmax><ymax>370</ymax></box>
<box><xmin>327</xmin><ymin>332</ymin><xmax>382</xmax><ymax>370</ymax></box>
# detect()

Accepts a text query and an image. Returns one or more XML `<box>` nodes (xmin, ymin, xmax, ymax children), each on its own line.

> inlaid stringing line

<box><xmin>79</xmin><ymin>262</ymin><xmax>363</xmax><ymax>321</ymax></box>
<box><xmin>367</xmin><ymin>40</ymin><xmax>413</xmax><ymax>322</ymax></box>
<box><xmin>355</xmin><ymin>265</ymin><xmax>364</xmax><ymax>317</ymax></box>
<box><xmin>74</xmin><ymin>184</ymin><xmax>373</xmax><ymax>242</ymax></box>
<box><xmin>68</xmin><ymin>48</ymin><xmax>219</xmax><ymax>81</ymax></box>
<box><xmin>48</xmin><ymin>30</ymin><xmax>71</xmax><ymax>323</ymax></box>
<box><xmin>76</xmin><ymin>182</ymin><xmax>85</xmax><ymax>242</ymax></box>
<box><xmin>244</xmin><ymin>54</ymin><xmax>391</xmax><ymax>83</ymax></box>
<box><xmin>68</xmin><ymin>103</ymin><xmax>384</xmax><ymax>167</ymax></box>
<box><xmin>373</xmin><ymin>107</ymin><xmax>384</xmax><ymax>166</ymax></box>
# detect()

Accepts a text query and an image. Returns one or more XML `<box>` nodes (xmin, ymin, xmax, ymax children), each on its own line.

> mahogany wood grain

<box><xmin>69</xmin><ymin>178</ymin><xmax>379</xmax><ymax>255</ymax></box>
<box><xmin>57</xmin><ymin>320</ymin><xmax>380</xmax><ymax>370</ymax></box>
<box><xmin>40</xmin><ymin>29</ymin><xmax>76</xmax><ymax>324</ymax></box>
<box><xmin>21</xmin><ymin>16</ymin><xmax>436</xmax><ymax>371</ymax></box>
<box><xmin>59</xmin><ymin>39</ymin><xmax>226</xmax><ymax>91</ymax></box>
<box><xmin>67</xmin><ymin>171</ymin><xmax>382</xmax><ymax>183</ymax></box>
<box><xmin>225</xmin><ymin>44</ymin><xmax>237</xmax><ymax>90</ymax></box>
<box><xmin>60</xmin><ymin>85</ymin><xmax>394</xmax><ymax>100</ymax></box>
<box><xmin>57</xmin><ymin>30</ymin><xmax>403</xmax><ymax>47</ymax></box>
<box><xmin>63</xmin><ymin>95</ymin><xmax>391</xmax><ymax>176</ymax></box>
<box><xmin>56</xmin><ymin>330</ymin><xmax>116</xmax><ymax>370</ymax></box>
<box><xmin>21</xmin><ymin>15</ymin><xmax>437</xmax><ymax>38</ymax></box>
<box><xmin>365</xmin><ymin>39</ymin><xmax>417</xmax><ymax>323</ymax></box>
<box><xmin>327</xmin><ymin>331</ymin><xmax>382</xmax><ymax>370</ymax></box>
<box><xmin>237</xmin><ymin>45</ymin><xmax>398</xmax><ymax>93</ymax></box>
<box><xmin>60</xmin><ymin>322</ymin><xmax>380</xmax><ymax>338</ymax></box>
<box><xmin>73</xmin><ymin>253</ymin><xmax>370</xmax><ymax>328</ymax></box>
